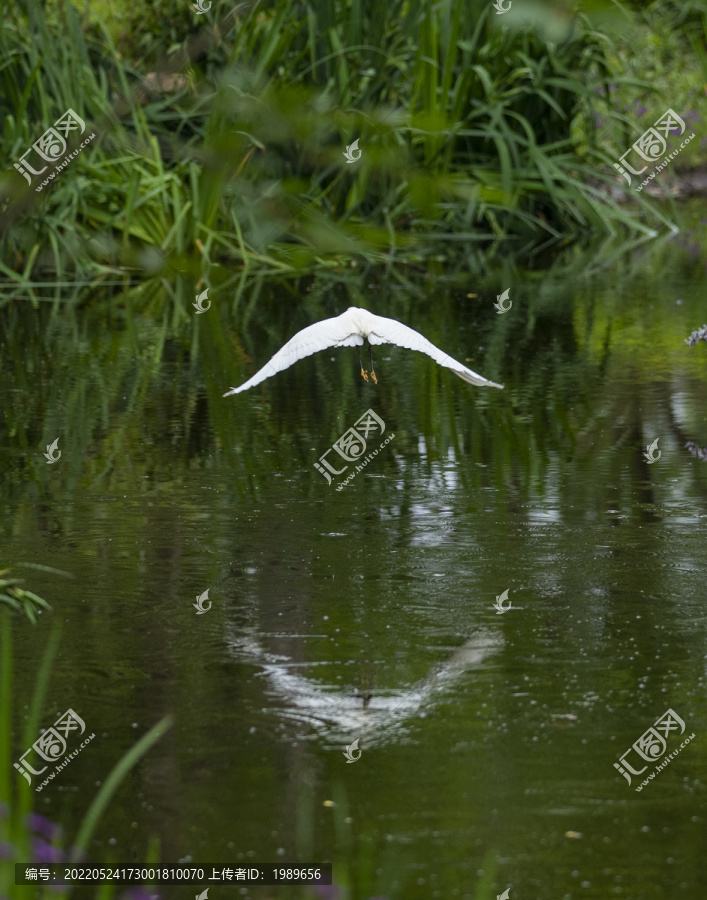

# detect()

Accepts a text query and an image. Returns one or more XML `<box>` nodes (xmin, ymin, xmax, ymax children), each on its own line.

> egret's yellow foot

<box><xmin>360</xmin><ymin>368</ymin><xmax>369</xmax><ymax>382</ymax></box>
<box><xmin>370</xmin><ymin>370</ymin><xmax>378</xmax><ymax>385</ymax></box>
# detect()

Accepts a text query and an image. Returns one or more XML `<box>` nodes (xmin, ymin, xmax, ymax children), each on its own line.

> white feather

<box><xmin>223</xmin><ymin>307</ymin><xmax>503</xmax><ymax>396</ymax></box>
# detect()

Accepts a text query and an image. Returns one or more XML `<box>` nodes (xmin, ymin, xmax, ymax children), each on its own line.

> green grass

<box><xmin>598</xmin><ymin>0</ymin><xmax>707</xmax><ymax>171</ymax></box>
<box><xmin>0</xmin><ymin>568</ymin><xmax>174</xmax><ymax>899</ymax></box>
<box><xmin>0</xmin><ymin>0</ymin><xmax>685</xmax><ymax>291</ymax></box>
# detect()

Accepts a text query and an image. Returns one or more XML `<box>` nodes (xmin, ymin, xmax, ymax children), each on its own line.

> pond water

<box><xmin>2</xmin><ymin>204</ymin><xmax>706</xmax><ymax>900</ymax></box>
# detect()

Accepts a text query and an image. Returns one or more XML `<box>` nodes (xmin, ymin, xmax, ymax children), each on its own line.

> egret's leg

<box><xmin>357</xmin><ymin>346</ymin><xmax>369</xmax><ymax>382</ymax></box>
<box><xmin>369</xmin><ymin>344</ymin><xmax>378</xmax><ymax>384</ymax></box>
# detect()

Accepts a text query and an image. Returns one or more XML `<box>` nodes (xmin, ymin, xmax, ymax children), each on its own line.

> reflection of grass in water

<box><xmin>4</xmin><ymin>227</ymin><xmax>704</xmax><ymax>508</ymax></box>
<box><xmin>291</xmin><ymin>779</ymin><xmax>498</xmax><ymax>900</ymax></box>
<box><xmin>2</xmin><ymin>242</ymin><xmax>687</xmax><ymax>506</ymax></box>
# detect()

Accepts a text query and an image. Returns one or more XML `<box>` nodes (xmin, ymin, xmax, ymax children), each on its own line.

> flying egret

<box><xmin>222</xmin><ymin>307</ymin><xmax>503</xmax><ymax>396</ymax></box>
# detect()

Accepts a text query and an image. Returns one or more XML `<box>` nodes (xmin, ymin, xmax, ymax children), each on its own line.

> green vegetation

<box><xmin>0</xmin><ymin>563</ymin><xmax>60</xmax><ymax>623</ymax></box>
<box><xmin>0</xmin><ymin>570</ymin><xmax>173</xmax><ymax>899</ymax></box>
<box><xmin>3</xmin><ymin>0</ymin><xmax>703</xmax><ymax>293</ymax></box>
<box><xmin>600</xmin><ymin>0</ymin><xmax>707</xmax><ymax>170</ymax></box>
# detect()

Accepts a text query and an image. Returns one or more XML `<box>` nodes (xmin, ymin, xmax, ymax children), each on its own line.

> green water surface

<box><xmin>1</xmin><ymin>209</ymin><xmax>706</xmax><ymax>900</ymax></box>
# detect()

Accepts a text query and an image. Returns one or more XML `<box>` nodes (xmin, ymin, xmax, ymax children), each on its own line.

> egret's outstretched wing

<box><xmin>366</xmin><ymin>313</ymin><xmax>504</xmax><ymax>389</ymax></box>
<box><xmin>223</xmin><ymin>310</ymin><xmax>363</xmax><ymax>396</ymax></box>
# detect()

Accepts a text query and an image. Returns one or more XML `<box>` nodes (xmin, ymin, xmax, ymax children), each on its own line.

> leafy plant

<box><xmin>0</xmin><ymin>0</ymin><xmax>675</xmax><ymax>292</ymax></box>
<box><xmin>0</xmin><ymin>565</ymin><xmax>173</xmax><ymax>899</ymax></box>
<box><xmin>0</xmin><ymin>563</ymin><xmax>67</xmax><ymax>623</ymax></box>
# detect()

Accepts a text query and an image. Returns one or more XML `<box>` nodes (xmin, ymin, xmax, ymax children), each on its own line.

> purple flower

<box><xmin>685</xmin><ymin>442</ymin><xmax>707</xmax><ymax>461</ymax></box>
<box><xmin>636</xmin><ymin>104</ymin><xmax>647</xmax><ymax>117</ymax></box>
<box><xmin>27</xmin><ymin>813</ymin><xmax>63</xmax><ymax>841</ymax></box>
<box><xmin>313</xmin><ymin>887</ymin><xmax>339</xmax><ymax>900</ymax></box>
<box><xmin>33</xmin><ymin>837</ymin><xmax>65</xmax><ymax>864</ymax></box>
<box><xmin>685</xmin><ymin>324</ymin><xmax>707</xmax><ymax>345</ymax></box>
<box><xmin>120</xmin><ymin>888</ymin><xmax>161</xmax><ymax>900</ymax></box>
<box><xmin>0</xmin><ymin>840</ymin><xmax>15</xmax><ymax>860</ymax></box>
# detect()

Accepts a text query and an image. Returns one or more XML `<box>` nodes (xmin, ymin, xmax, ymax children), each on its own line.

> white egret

<box><xmin>222</xmin><ymin>307</ymin><xmax>503</xmax><ymax>396</ymax></box>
